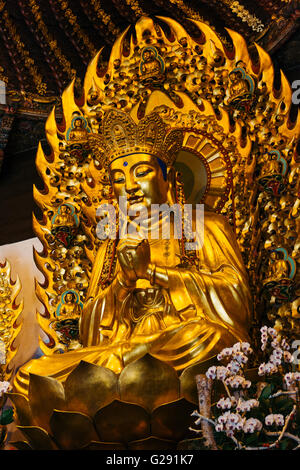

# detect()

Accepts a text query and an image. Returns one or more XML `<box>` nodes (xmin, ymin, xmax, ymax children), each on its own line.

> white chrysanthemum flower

<box><xmin>284</xmin><ymin>372</ymin><xmax>295</xmax><ymax>386</ymax></box>
<box><xmin>294</xmin><ymin>372</ymin><xmax>300</xmax><ymax>381</ymax></box>
<box><xmin>226</xmin><ymin>361</ymin><xmax>241</xmax><ymax>375</ymax></box>
<box><xmin>265</xmin><ymin>362</ymin><xmax>279</xmax><ymax>374</ymax></box>
<box><xmin>271</xmin><ymin>339</ymin><xmax>280</xmax><ymax>349</ymax></box>
<box><xmin>265</xmin><ymin>414</ymin><xmax>284</xmax><ymax>427</ymax></box>
<box><xmin>217</xmin><ymin>348</ymin><xmax>233</xmax><ymax>361</ymax></box>
<box><xmin>243</xmin><ymin>418</ymin><xmax>262</xmax><ymax>433</ymax></box>
<box><xmin>243</xmin><ymin>380</ymin><xmax>251</xmax><ymax>389</ymax></box>
<box><xmin>258</xmin><ymin>363</ymin><xmax>266</xmax><ymax>375</ymax></box>
<box><xmin>216</xmin><ymin>366</ymin><xmax>229</xmax><ymax>381</ymax></box>
<box><xmin>206</xmin><ymin>366</ymin><xmax>217</xmax><ymax>380</ymax></box>
<box><xmin>240</xmin><ymin>342</ymin><xmax>252</xmax><ymax>354</ymax></box>
<box><xmin>234</xmin><ymin>352</ymin><xmax>248</xmax><ymax>364</ymax></box>
<box><xmin>216</xmin><ymin>397</ymin><xmax>233</xmax><ymax>410</ymax></box>
<box><xmin>236</xmin><ymin>398</ymin><xmax>259</xmax><ymax>413</ymax></box>
<box><xmin>281</xmin><ymin>339</ymin><xmax>290</xmax><ymax>351</ymax></box>
<box><xmin>269</xmin><ymin>355</ymin><xmax>282</xmax><ymax>366</ymax></box>
<box><xmin>273</xmin><ymin>348</ymin><xmax>283</xmax><ymax>358</ymax></box>
<box><xmin>215</xmin><ymin>423</ymin><xmax>224</xmax><ymax>432</ymax></box>
<box><xmin>232</xmin><ymin>342</ymin><xmax>241</xmax><ymax>353</ymax></box>
<box><xmin>268</xmin><ymin>328</ymin><xmax>277</xmax><ymax>338</ymax></box>
<box><xmin>225</xmin><ymin>375</ymin><xmax>249</xmax><ymax>389</ymax></box>
<box><xmin>284</xmin><ymin>372</ymin><xmax>300</xmax><ymax>386</ymax></box>
<box><xmin>274</xmin><ymin>414</ymin><xmax>285</xmax><ymax>427</ymax></box>
<box><xmin>0</xmin><ymin>380</ymin><xmax>11</xmax><ymax>397</ymax></box>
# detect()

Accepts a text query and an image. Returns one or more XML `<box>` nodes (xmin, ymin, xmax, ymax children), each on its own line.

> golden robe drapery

<box><xmin>14</xmin><ymin>210</ymin><xmax>252</xmax><ymax>395</ymax></box>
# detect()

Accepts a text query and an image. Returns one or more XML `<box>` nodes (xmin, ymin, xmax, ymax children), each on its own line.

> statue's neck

<box><xmin>120</xmin><ymin>209</ymin><xmax>176</xmax><ymax>240</ymax></box>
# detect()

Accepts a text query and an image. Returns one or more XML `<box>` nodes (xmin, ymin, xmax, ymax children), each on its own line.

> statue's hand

<box><xmin>117</xmin><ymin>237</ymin><xmax>150</xmax><ymax>282</ymax></box>
<box><xmin>132</xmin><ymin>239</ymin><xmax>151</xmax><ymax>279</ymax></box>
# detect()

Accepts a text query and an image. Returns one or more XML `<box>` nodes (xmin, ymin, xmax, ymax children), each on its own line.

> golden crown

<box><xmin>88</xmin><ymin>109</ymin><xmax>184</xmax><ymax>169</ymax></box>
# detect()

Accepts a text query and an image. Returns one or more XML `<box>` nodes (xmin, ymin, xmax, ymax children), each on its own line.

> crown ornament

<box><xmin>88</xmin><ymin>109</ymin><xmax>184</xmax><ymax>169</ymax></box>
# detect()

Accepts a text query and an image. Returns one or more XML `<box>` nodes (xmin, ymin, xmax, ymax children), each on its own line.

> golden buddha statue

<box><xmin>52</xmin><ymin>204</ymin><xmax>75</xmax><ymax>228</ymax></box>
<box><xmin>140</xmin><ymin>46</ymin><xmax>164</xmax><ymax>83</ymax></box>
<box><xmin>68</xmin><ymin>117</ymin><xmax>88</xmax><ymax>142</ymax></box>
<box><xmin>264</xmin><ymin>250</ymin><xmax>290</xmax><ymax>282</ymax></box>
<box><xmin>227</xmin><ymin>67</ymin><xmax>253</xmax><ymax>106</ymax></box>
<box><xmin>57</xmin><ymin>291</ymin><xmax>82</xmax><ymax>318</ymax></box>
<box><xmin>260</xmin><ymin>152</ymin><xmax>282</xmax><ymax>178</ymax></box>
<box><xmin>14</xmin><ymin>109</ymin><xmax>252</xmax><ymax>395</ymax></box>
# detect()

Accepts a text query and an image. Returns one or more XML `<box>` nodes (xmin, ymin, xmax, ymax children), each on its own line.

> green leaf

<box><xmin>273</xmin><ymin>396</ymin><xmax>294</xmax><ymax>415</ymax></box>
<box><xmin>280</xmin><ymin>439</ymin><xmax>290</xmax><ymax>450</ymax></box>
<box><xmin>259</xmin><ymin>384</ymin><xmax>275</xmax><ymax>401</ymax></box>
<box><xmin>258</xmin><ymin>397</ymin><xmax>271</xmax><ymax>412</ymax></box>
<box><xmin>245</xmin><ymin>433</ymin><xmax>260</xmax><ymax>446</ymax></box>
<box><xmin>0</xmin><ymin>407</ymin><xmax>14</xmax><ymax>425</ymax></box>
<box><xmin>221</xmin><ymin>442</ymin><xmax>235</xmax><ymax>451</ymax></box>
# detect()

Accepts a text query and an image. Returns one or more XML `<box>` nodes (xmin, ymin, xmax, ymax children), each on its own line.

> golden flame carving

<box><xmin>0</xmin><ymin>260</ymin><xmax>23</xmax><ymax>381</ymax></box>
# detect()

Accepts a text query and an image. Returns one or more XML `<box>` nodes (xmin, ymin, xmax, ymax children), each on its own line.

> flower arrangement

<box><xmin>191</xmin><ymin>327</ymin><xmax>300</xmax><ymax>450</ymax></box>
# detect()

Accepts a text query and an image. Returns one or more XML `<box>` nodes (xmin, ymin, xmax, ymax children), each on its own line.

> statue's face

<box><xmin>61</xmin><ymin>205</ymin><xmax>70</xmax><ymax>214</ymax></box>
<box><xmin>143</xmin><ymin>50</ymin><xmax>152</xmax><ymax>61</ymax></box>
<box><xmin>65</xmin><ymin>293</ymin><xmax>74</xmax><ymax>303</ymax></box>
<box><xmin>74</xmin><ymin>119</ymin><xmax>83</xmax><ymax>128</ymax></box>
<box><xmin>110</xmin><ymin>153</ymin><xmax>169</xmax><ymax>214</ymax></box>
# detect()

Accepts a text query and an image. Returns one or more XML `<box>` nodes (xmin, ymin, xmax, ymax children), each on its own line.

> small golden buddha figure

<box><xmin>57</xmin><ymin>291</ymin><xmax>82</xmax><ymax>319</ymax></box>
<box><xmin>140</xmin><ymin>47</ymin><xmax>164</xmax><ymax>83</ymax></box>
<box><xmin>227</xmin><ymin>69</ymin><xmax>251</xmax><ymax>104</ymax></box>
<box><xmin>265</xmin><ymin>250</ymin><xmax>290</xmax><ymax>282</ymax></box>
<box><xmin>68</xmin><ymin>117</ymin><xmax>88</xmax><ymax>142</ymax></box>
<box><xmin>260</xmin><ymin>152</ymin><xmax>282</xmax><ymax>178</ymax></box>
<box><xmin>14</xmin><ymin>109</ymin><xmax>252</xmax><ymax>395</ymax></box>
<box><xmin>52</xmin><ymin>204</ymin><xmax>76</xmax><ymax>228</ymax></box>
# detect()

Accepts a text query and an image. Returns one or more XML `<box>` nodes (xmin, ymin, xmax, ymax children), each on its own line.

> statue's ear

<box><xmin>167</xmin><ymin>166</ymin><xmax>176</xmax><ymax>186</ymax></box>
<box><xmin>166</xmin><ymin>166</ymin><xmax>176</xmax><ymax>203</ymax></box>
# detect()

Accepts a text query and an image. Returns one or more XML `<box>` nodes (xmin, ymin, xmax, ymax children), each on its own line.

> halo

<box><xmin>175</xmin><ymin>129</ymin><xmax>233</xmax><ymax>212</ymax></box>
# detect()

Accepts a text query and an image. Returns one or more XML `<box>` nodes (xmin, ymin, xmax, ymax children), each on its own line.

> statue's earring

<box><xmin>97</xmin><ymin>180</ymin><xmax>119</xmax><ymax>289</ymax></box>
<box><xmin>174</xmin><ymin>171</ymin><xmax>185</xmax><ymax>206</ymax></box>
<box><xmin>174</xmin><ymin>171</ymin><xmax>187</xmax><ymax>262</ymax></box>
<box><xmin>175</xmin><ymin>171</ymin><xmax>198</xmax><ymax>268</ymax></box>
<box><xmin>108</xmin><ymin>184</ymin><xmax>119</xmax><ymax>240</ymax></box>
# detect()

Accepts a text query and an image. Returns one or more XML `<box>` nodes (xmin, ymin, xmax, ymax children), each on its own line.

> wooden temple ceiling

<box><xmin>0</xmin><ymin>0</ymin><xmax>300</xmax><ymax>102</ymax></box>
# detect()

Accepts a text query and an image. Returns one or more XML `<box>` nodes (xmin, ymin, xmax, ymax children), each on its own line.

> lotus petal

<box><xmin>94</xmin><ymin>399</ymin><xmax>150</xmax><ymax>443</ymax></box>
<box><xmin>9</xmin><ymin>441</ymin><xmax>32</xmax><ymax>450</ymax></box>
<box><xmin>180</xmin><ymin>359</ymin><xmax>216</xmax><ymax>404</ymax></box>
<box><xmin>6</xmin><ymin>393</ymin><xmax>34</xmax><ymax>426</ymax></box>
<box><xmin>17</xmin><ymin>426</ymin><xmax>57</xmax><ymax>450</ymax></box>
<box><xmin>128</xmin><ymin>436</ymin><xmax>176</xmax><ymax>450</ymax></box>
<box><xmin>81</xmin><ymin>441</ymin><xmax>126</xmax><ymax>450</ymax></box>
<box><xmin>151</xmin><ymin>398</ymin><xmax>195</xmax><ymax>441</ymax></box>
<box><xmin>29</xmin><ymin>374</ymin><xmax>65</xmax><ymax>432</ymax></box>
<box><xmin>49</xmin><ymin>410</ymin><xmax>98</xmax><ymax>449</ymax></box>
<box><xmin>119</xmin><ymin>354</ymin><xmax>179</xmax><ymax>412</ymax></box>
<box><xmin>177</xmin><ymin>438</ymin><xmax>204</xmax><ymax>450</ymax></box>
<box><xmin>64</xmin><ymin>361</ymin><xmax>118</xmax><ymax>416</ymax></box>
